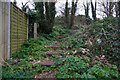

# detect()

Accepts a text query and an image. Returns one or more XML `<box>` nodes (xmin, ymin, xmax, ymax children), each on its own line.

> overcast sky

<box><xmin>10</xmin><ymin>0</ymin><xmax>91</xmax><ymax>18</ymax></box>
<box><xmin>10</xmin><ymin>0</ymin><xmax>119</xmax><ymax>19</ymax></box>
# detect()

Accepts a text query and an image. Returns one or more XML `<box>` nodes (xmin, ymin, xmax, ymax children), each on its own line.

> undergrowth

<box><xmin>2</xmin><ymin>17</ymin><xmax>119</xmax><ymax>79</ymax></box>
<box><xmin>82</xmin><ymin>17</ymin><xmax>119</xmax><ymax>62</ymax></box>
<box><xmin>54</xmin><ymin>56</ymin><xmax>118</xmax><ymax>78</ymax></box>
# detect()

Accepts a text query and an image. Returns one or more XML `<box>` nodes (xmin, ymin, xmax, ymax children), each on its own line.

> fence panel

<box><xmin>10</xmin><ymin>3</ymin><xmax>27</xmax><ymax>55</ymax></box>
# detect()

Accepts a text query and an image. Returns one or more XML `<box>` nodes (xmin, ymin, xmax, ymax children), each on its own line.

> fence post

<box><xmin>26</xmin><ymin>7</ymin><xmax>29</xmax><ymax>39</ymax></box>
<box><xmin>0</xmin><ymin>3</ymin><xmax>3</xmax><ymax>78</ymax></box>
<box><xmin>34</xmin><ymin>23</ymin><xmax>37</xmax><ymax>39</ymax></box>
<box><xmin>7</xmin><ymin>2</ymin><xmax>10</xmax><ymax>59</ymax></box>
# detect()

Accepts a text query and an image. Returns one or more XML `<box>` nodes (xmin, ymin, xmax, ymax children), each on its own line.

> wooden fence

<box><xmin>0</xmin><ymin>2</ymin><xmax>28</xmax><ymax>61</ymax></box>
<box><xmin>10</xmin><ymin>3</ymin><xmax>27</xmax><ymax>55</ymax></box>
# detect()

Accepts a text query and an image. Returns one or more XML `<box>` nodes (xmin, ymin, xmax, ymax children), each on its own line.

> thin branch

<box><xmin>0</xmin><ymin>58</ymin><xmax>13</xmax><ymax>70</ymax></box>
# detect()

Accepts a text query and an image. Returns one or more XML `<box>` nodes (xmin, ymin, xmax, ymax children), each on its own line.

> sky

<box><xmin>10</xmin><ymin>0</ymin><xmax>119</xmax><ymax>19</ymax></box>
<box><xmin>10</xmin><ymin>0</ymin><xmax>93</xmax><ymax>18</ymax></box>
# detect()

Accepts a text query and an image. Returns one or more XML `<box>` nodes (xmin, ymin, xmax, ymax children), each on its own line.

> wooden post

<box><xmin>34</xmin><ymin>23</ymin><xmax>37</xmax><ymax>39</ymax></box>
<box><xmin>7</xmin><ymin>2</ymin><xmax>10</xmax><ymax>59</ymax></box>
<box><xmin>26</xmin><ymin>7</ymin><xmax>29</xmax><ymax>40</ymax></box>
<box><xmin>0</xmin><ymin>1</ymin><xmax>3</xmax><ymax>68</ymax></box>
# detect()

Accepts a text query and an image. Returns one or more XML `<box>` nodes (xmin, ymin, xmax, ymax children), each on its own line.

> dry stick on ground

<box><xmin>101</xmin><ymin>28</ymin><xmax>107</xmax><ymax>39</ymax></box>
<box><xmin>0</xmin><ymin>58</ymin><xmax>13</xmax><ymax>70</ymax></box>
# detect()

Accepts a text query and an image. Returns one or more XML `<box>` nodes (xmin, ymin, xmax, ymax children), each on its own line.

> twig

<box><xmin>102</xmin><ymin>28</ymin><xmax>107</xmax><ymax>39</ymax></box>
<box><xmin>0</xmin><ymin>58</ymin><xmax>13</xmax><ymax>70</ymax></box>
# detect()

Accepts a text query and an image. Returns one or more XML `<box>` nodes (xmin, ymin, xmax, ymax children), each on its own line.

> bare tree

<box><xmin>65</xmin><ymin>0</ymin><xmax>69</xmax><ymax>27</ymax></box>
<box><xmin>83</xmin><ymin>1</ymin><xmax>90</xmax><ymax>18</ymax></box>
<box><xmin>118</xmin><ymin>1</ymin><xmax>120</xmax><ymax>17</ymax></box>
<box><xmin>118</xmin><ymin>1</ymin><xmax>120</xmax><ymax>26</ymax></box>
<box><xmin>45</xmin><ymin>2</ymin><xmax>50</xmax><ymax>20</ymax></box>
<box><xmin>115</xmin><ymin>2</ymin><xmax>119</xmax><ymax>17</ymax></box>
<box><xmin>70</xmin><ymin>0</ymin><xmax>79</xmax><ymax>28</ymax></box>
<box><xmin>108</xmin><ymin>2</ymin><xmax>115</xmax><ymax>17</ymax></box>
<box><xmin>98</xmin><ymin>0</ymin><xmax>116</xmax><ymax>18</ymax></box>
<box><xmin>91</xmin><ymin>0</ymin><xmax>97</xmax><ymax>20</ymax></box>
<box><xmin>83</xmin><ymin>1</ymin><xmax>91</xmax><ymax>24</ymax></box>
<box><xmin>21</xmin><ymin>1</ymin><xmax>30</xmax><ymax>12</ymax></box>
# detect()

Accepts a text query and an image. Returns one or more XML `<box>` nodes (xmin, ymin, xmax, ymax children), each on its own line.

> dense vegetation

<box><xmin>2</xmin><ymin>17</ymin><xmax>119</xmax><ymax>79</ymax></box>
<box><xmin>55</xmin><ymin>56</ymin><xmax>118</xmax><ymax>78</ymax></box>
<box><xmin>34</xmin><ymin>2</ymin><xmax>56</xmax><ymax>34</ymax></box>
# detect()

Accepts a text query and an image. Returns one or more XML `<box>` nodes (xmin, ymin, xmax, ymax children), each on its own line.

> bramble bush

<box><xmin>82</xmin><ymin>17</ymin><xmax>119</xmax><ymax>62</ymax></box>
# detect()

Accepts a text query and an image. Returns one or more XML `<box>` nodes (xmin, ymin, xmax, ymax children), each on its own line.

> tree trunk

<box><xmin>65</xmin><ymin>0</ymin><xmax>69</xmax><ymax>28</ymax></box>
<box><xmin>35</xmin><ymin>2</ymin><xmax>45</xmax><ymax>33</ymax></box>
<box><xmin>108</xmin><ymin>2</ymin><xmax>115</xmax><ymax>17</ymax></box>
<box><xmin>45</xmin><ymin>2</ymin><xmax>49</xmax><ymax>20</ymax></box>
<box><xmin>86</xmin><ymin>3</ymin><xmax>89</xmax><ymax>18</ymax></box>
<box><xmin>49</xmin><ymin>2</ymin><xmax>56</xmax><ymax>26</ymax></box>
<box><xmin>118</xmin><ymin>1</ymin><xmax>120</xmax><ymax>27</ymax></box>
<box><xmin>115</xmin><ymin>2</ymin><xmax>119</xmax><ymax>17</ymax></box>
<box><xmin>70</xmin><ymin>0</ymin><xmax>78</xmax><ymax>28</ymax></box>
<box><xmin>83</xmin><ymin>1</ymin><xmax>90</xmax><ymax>25</ymax></box>
<box><xmin>35</xmin><ymin>1</ymin><xmax>56</xmax><ymax>34</ymax></box>
<box><xmin>91</xmin><ymin>0</ymin><xmax>96</xmax><ymax>21</ymax></box>
<box><xmin>70</xmin><ymin>1</ymin><xmax>75</xmax><ymax>28</ymax></box>
<box><xmin>95</xmin><ymin>1</ymin><xmax>97</xmax><ymax>18</ymax></box>
<box><xmin>84</xmin><ymin>2</ymin><xmax>90</xmax><ymax>18</ymax></box>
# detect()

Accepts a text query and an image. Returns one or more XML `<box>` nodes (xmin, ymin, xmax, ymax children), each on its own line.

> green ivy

<box><xmin>54</xmin><ymin>56</ymin><xmax>118</xmax><ymax>79</ymax></box>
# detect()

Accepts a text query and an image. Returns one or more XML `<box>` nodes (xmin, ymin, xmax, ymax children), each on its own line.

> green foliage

<box><xmin>55</xmin><ymin>56</ymin><xmax>118</xmax><ymax>79</ymax></box>
<box><xmin>35</xmin><ymin>2</ymin><xmax>47</xmax><ymax>33</ymax></box>
<box><xmin>86</xmin><ymin>17</ymin><xmax>92</xmax><ymax>25</ymax></box>
<box><xmin>83</xmin><ymin>56</ymin><xmax>90</xmax><ymax>63</ymax></box>
<box><xmin>69</xmin><ymin>38</ymin><xmax>84</xmax><ymax>48</ymax></box>
<box><xmin>34</xmin><ymin>2</ymin><xmax>56</xmax><ymax>34</ymax></box>
<box><xmin>88</xmin><ymin>61</ymin><xmax>118</xmax><ymax>78</ymax></box>
<box><xmin>66</xmin><ymin>36</ymin><xmax>85</xmax><ymax>49</ymax></box>
<box><xmin>85</xmin><ymin>17</ymin><xmax>119</xmax><ymax>61</ymax></box>
<box><xmin>2</xmin><ymin>69</ymin><xmax>35</xmax><ymax>79</ymax></box>
<box><xmin>2</xmin><ymin>26</ymin><xmax>69</xmax><ymax>78</ymax></box>
<box><xmin>27</xmin><ymin>9</ymin><xmax>37</xmax><ymax>38</ymax></box>
<box><xmin>2</xmin><ymin>60</ymin><xmax>36</xmax><ymax>79</ymax></box>
<box><xmin>2</xmin><ymin>59</ymin><xmax>51</xmax><ymax>79</ymax></box>
<box><xmin>12</xmin><ymin>37</ymin><xmax>50</xmax><ymax>59</ymax></box>
<box><xmin>53</xmin><ymin>26</ymin><xmax>70</xmax><ymax>34</ymax></box>
<box><xmin>2</xmin><ymin>21</ymin><xmax>119</xmax><ymax>79</ymax></box>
